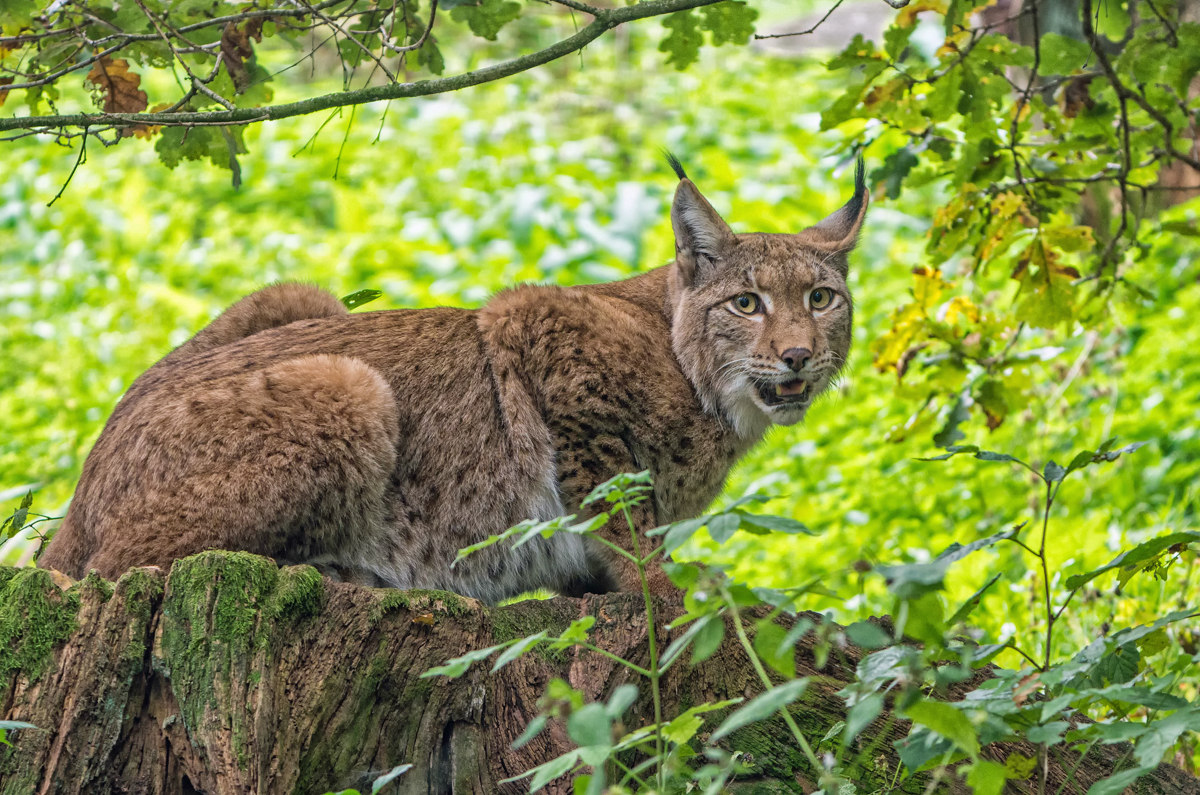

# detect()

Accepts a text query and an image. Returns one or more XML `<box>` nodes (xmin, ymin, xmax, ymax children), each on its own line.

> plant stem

<box><xmin>623</xmin><ymin>504</ymin><xmax>665</xmax><ymax>791</ymax></box>
<box><xmin>1039</xmin><ymin>480</ymin><xmax>1061</xmax><ymax>672</ymax></box>
<box><xmin>724</xmin><ymin>591</ymin><xmax>823</xmax><ymax>774</ymax></box>
<box><xmin>578</xmin><ymin>644</ymin><xmax>652</xmax><ymax>678</ymax></box>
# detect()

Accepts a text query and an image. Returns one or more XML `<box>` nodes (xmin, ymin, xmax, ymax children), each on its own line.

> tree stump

<box><xmin>0</xmin><ymin>552</ymin><xmax>1196</xmax><ymax>795</ymax></box>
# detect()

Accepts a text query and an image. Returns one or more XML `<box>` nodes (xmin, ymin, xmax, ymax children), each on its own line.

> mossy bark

<box><xmin>0</xmin><ymin>551</ymin><xmax>1196</xmax><ymax>795</ymax></box>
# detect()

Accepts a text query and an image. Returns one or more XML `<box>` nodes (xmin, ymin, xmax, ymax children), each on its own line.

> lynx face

<box><xmin>665</xmin><ymin>160</ymin><xmax>867</xmax><ymax>439</ymax></box>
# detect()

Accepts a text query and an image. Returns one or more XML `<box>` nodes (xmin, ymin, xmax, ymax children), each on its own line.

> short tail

<box><xmin>166</xmin><ymin>282</ymin><xmax>349</xmax><ymax>361</ymax></box>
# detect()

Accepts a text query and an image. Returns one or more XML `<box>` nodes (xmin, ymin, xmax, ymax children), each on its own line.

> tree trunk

<box><xmin>0</xmin><ymin>552</ymin><xmax>1196</xmax><ymax>795</ymax></box>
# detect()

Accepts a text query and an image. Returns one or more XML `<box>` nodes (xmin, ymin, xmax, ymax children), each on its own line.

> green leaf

<box><xmin>1085</xmin><ymin>767</ymin><xmax>1156</xmax><ymax>795</ymax></box>
<box><xmin>1003</xmin><ymin>752</ymin><xmax>1037</xmax><ymax>779</ymax></box>
<box><xmin>845</xmin><ymin>692</ymin><xmax>883</xmax><ymax>744</ymax></box>
<box><xmin>737</xmin><ymin>512</ymin><xmax>814</xmax><ymax>535</ymax></box>
<box><xmin>511</xmin><ymin>714</ymin><xmax>548</xmax><ymax>750</ymax></box>
<box><xmin>549</xmin><ymin>617</ymin><xmax>596</xmax><ymax>650</ymax></box>
<box><xmin>1094</xmin><ymin>642</ymin><xmax>1140</xmax><ymax>686</ymax></box>
<box><xmin>692</xmin><ymin>614</ymin><xmax>725</xmax><ymax>664</ymax></box>
<box><xmin>871</xmin><ymin>147</ymin><xmax>919</xmax><ymax>200</ymax></box>
<box><xmin>753</xmin><ymin>619</ymin><xmax>795</xmax><ymax>678</ymax></box>
<box><xmin>508</xmin><ymin>750</ymin><xmax>579</xmax><ymax>793</ymax></box>
<box><xmin>1064</xmin><ymin>441</ymin><xmax>1149</xmax><ymax>476</ymax></box>
<box><xmin>661</xmin><ymin>699</ymin><xmax>741</xmax><ymax>747</ymax></box>
<box><xmin>422</xmin><ymin>641</ymin><xmax>513</xmax><ymax>678</ymax></box>
<box><xmin>903</xmin><ymin>699</ymin><xmax>979</xmax><ymax>757</ymax></box>
<box><xmin>662</xmin><ymin>614</ymin><xmax>716</xmax><ymax>669</ymax></box>
<box><xmin>947</xmin><ymin>573</ymin><xmax>1002</xmax><ymax>627</ymax></box>
<box><xmin>707</xmin><ymin>512</ymin><xmax>741</xmax><ymax>544</ymax></box>
<box><xmin>450</xmin><ymin>0</ymin><xmax>521</xmax><ymax>41</ymax></box>
<box><xmin>652</xmin><ymin>516</ymin><xmax>707</xmax><ymax>555</ymax></box>
<box><xmin>417</xmin><ymin>39</ymin><xmax>445</xmax><ymax>75</ymax></box>
<box><xmin>1026</xmin><ymin>721</ymin><xmax>1069</xmax><ymax>744</ymax></box>
<box><xmin>878</xmin><ymin>527</ymin><xmax>1015</xmax><ymax>600</ymax></box>
<box><xmin>1098</xmin><ymin>686</ymin><xmax>1187</xmax><ymax>711</ymax></box>
<box><xmin>710</xmin><ymin>678</ymin><xmax>808</xmax><ymax>743</ymax></box>
<box><xmin>965</xmin><ymin>759</ymin><xmax>1007</xmax><ymax>795</ymax></box>
<box><xmin>1063</xmin><ymin>532</ymin><xmax>1200</xmax><ymax>590</ymax></box>
<box><xmin>917</xmin><ymin>445</ymin><xmax>1030</xmax><ymax>469</ymax></box>
<box><xmin>1039</xmin><ymin>32</ymin><xmax>1091</xmax><ymax>76</ymax></box>
<box><xmin>660</xmin><ymin>9</ymin><xmax>703</xmax><ymax>71</ymax></box>
<box><xmin>491</xmin><ymin>631</ymin><xmax>548</xmax><ymax>672</ymax></box>
<box><xmin>1043</xmin><ymin>460</ymin><xmax>1066</xmax><ymax>482</ymax></box>
<box><xmin>0</xmin><ymin>720</ymin><xmax>35</xmax><ymax>747</ymax></box>
<box><xmin>844</xmin><ymin>621</ymin><xmax>892</xmax><ymax>650</ymax></box>
<box><xmin>1133</xmin><ymin>707</ymin><xmax>1200</xmax><ymax>768</ymax></box>
<box><xmin>341</xmin><ymin>289</ymin><xmax>382</xmax><ymax>310</ymax></box>
<box><xmin>828</xmin><ymin>34</ymin><xmax>881</xmax><ymax>70</ymax></box>
<box><xmin>604</xmin><ymin>684</ymin><xmax>638</xmax><ymax>720</ymax></box>
<box><xmin>777</xmin><ymin>618</ymin><xmax>815</xmax><ymax>655</ymax></box>
<box><xmin>699</xmin><ymin>1</ymin><xmax>757</xmax><ymax>46</ymax></box>
<box><xmin>894</xmin><ymin>726</ymin><xmax>954</xmax><ymax>773</ymax></box>
<box><xmin>371</xmin><ymin>764</ymin><xmax>412</xmax><ymax>794</ymax></box>
<box><xmin>566</xmin><ymin>703</ymin><xmax>612</xmax><ymax>748</ymax></box>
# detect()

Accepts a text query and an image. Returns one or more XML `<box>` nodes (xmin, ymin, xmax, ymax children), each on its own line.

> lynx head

<box><xmin>664</xmin><ymin>155</ymin><xmax>867</xmax><ymax>439</ymax></box>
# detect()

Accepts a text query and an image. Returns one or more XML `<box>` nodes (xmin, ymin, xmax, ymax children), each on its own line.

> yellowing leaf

<box><xmin>896</xmin><ymin>0</ymin><xmax>949</xmax><ymax>28</ymax></box>
<box><xmin>1003</xmin><ymin>752</ymin><xmax>1037</xmax><ymax>779</ymax></box>
<box><xmin>943</xmin><ymin>295</ymin><xmax>980</xmax><ymax>325</ymax></box>
<box><xmin>1013</xmin><ymin>240</ymin><xmax>1077</xmax><ymax>330</ymax></box>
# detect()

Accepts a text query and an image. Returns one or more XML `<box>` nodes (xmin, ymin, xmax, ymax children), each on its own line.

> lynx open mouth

<box><xmin>756</xmin><ymin>377</ymin><xmax>812</xmax><ymax>408</ymax></box>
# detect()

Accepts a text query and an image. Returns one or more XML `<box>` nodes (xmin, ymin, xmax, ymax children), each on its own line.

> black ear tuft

<box><xmin>664</xmin><ymin>151</ymin><xmax>689</xmax><ymax>181</ymax></box>
<box><xmin>842</xmin><ymin>156</ymin><xmax>867</xmax><ymax>229</ymax></box>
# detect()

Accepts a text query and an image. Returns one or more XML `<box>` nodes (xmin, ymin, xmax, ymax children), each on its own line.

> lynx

<box><xmin>39</xmin><ymin>158</ymin><xmax>867</xmax><ymax>603</ymax></box>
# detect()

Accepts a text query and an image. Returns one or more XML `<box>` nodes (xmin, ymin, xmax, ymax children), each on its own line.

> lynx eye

<box><xmin>730</xmin><ymin>293</ymin><xmax>761</xmax><ymax>315</ymax></box>
<box><xmin>810</xmin><ymin>288</ymin><xmax>834</xmax><ymax>311</ymax></box>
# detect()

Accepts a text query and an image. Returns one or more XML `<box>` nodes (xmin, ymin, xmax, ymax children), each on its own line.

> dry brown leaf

<box><xmin>220</xmin><ymin>21</ymin><xmax>259</xmax><ymax>92</ymax></box>
<box><xmin>0</xmin><ymin>77</ymin><xmax>13</xmax><ymax>108</ymax></box>
<box><xmin>45</xmin><ymin>567</ymin><xmax>76</xmax><ymax>591</ymax></box>
<box><xmin>86</xmin><ymin>57</ymin><xmax>148</xmax><ymax>115</ymax></box>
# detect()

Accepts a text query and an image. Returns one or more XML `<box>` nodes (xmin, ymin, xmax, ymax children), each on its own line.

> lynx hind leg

<box><xmin>83</xmin><ymin>354</ymin><xmax>400</xmax><ymax>579</ymax></box>
<box><xmin>169</xmin><ymin>283</ymin><xmax>349</xmax><ymax>360</ymax></box>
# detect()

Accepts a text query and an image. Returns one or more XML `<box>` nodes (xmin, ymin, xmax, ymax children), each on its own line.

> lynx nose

<box><xmin>780</xmin><ymin>347</ymin><xmax>811</xmax><ymax>372</ymax></box>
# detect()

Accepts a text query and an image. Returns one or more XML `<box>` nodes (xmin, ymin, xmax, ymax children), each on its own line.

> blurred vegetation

<box><xmin>1</xmin><ymin>0</ymin><xmax>1199</xmax><ymax>780</ymax></box>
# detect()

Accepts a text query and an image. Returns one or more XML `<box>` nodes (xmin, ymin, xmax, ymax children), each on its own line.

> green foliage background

<box><xmin>1</xmin><ymin>0</ymin><xmax>1198</xmax><ymax>764</ymax></box>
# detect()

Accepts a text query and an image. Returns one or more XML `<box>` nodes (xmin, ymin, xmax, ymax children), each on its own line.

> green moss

<box><xmin>157</xmin><ymin>552</ymin><xmax>280</xmax><ymax>735</ymax></box>
<box><xmin>265</xmin><ymin>565</ymin><xmax>324</xmax><ymax>623</ymax></box>
<box><xmin>80</xmin><ymin>570</ymin><xmax>114</xmax><ymax>602</ymax></box>
<box><xmin>0</xmin><ymin>567</ymin><xmax>80</xmax><ymax>688</ymax></box>
<box><xmin>367</xmin><ymin>587</ymin><xmax>471</xmax><ymax>624</ymax></box>
<box><xmin>491</xmin><ymin>600</ymin><xmax>571</xmax><ymax>661</ymax></box>
<box><xmin>114</xmin><ymin>567</ymin><xmax>162</xmax><ymax>621</ymax></box>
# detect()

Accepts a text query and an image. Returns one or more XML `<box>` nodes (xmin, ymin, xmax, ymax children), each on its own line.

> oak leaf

<box><xmin>86</xmin><ymin>57</ymin><xmax>148</xmax><ymax>115</ymax></box>
<box><xmin>220</xmin><ymin>20</ymin><xmax>263</xmax><ymax>92</ymax></box>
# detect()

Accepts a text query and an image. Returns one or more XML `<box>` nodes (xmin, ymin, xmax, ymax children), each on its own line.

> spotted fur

<box><xmin>40</xmin><ymin>161</ymin><xmax>867</xmax><ymax>603</ymax></box>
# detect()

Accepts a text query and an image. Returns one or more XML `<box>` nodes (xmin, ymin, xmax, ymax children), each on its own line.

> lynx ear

<box><xmin>797</xmin><ymin>157</ymin><xmax>868</xmax><ymax>274</ymax></box>
<box><xmin>668</xmin><ymin>155</ymin><xmax>735</xmax><ymax>288</ymax></box>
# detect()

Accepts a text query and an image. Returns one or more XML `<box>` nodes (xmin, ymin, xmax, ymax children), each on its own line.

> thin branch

<box><xmin>288</xmin><ymin>0</ymin><xmax>398</xmax><ymax>84</ymax></box>
<box><xmin>46</xmin><ymin>125</ymin><xmax>87</xmax><ymax>207</ymax></box>
<box><xmin>754</xmin><ymin>0</ymin><xmax>844</xmax><ymax>40</ymax></box>
<box><xmin>380</xmin><ymin>0</ymin><xmax>439</xmax><ymax>55</ymax></box>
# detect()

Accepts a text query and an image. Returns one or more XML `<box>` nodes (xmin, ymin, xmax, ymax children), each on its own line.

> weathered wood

<box><xmin>0</xmin><ymin>552</ymin><xmax>1197</xmax><ymax>795</ymax></box>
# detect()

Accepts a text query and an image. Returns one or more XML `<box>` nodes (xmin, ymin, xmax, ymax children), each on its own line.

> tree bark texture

<box><xmin>0</xmin><ymin>552</ymin><xmax>1197</xmax><ymax>795</ymax></box>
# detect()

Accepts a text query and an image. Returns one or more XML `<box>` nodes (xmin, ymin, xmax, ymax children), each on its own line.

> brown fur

<box><xmin>40</xmin><ymin>162</ymin><xmax>868</xmax><ymax>603</ymax></box>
